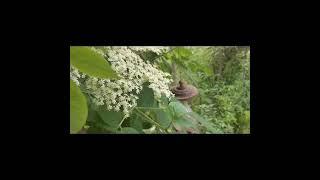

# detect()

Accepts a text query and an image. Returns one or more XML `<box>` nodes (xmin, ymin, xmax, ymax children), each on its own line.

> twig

<box><xmin>133</xmin><ymin>108</ymin><xmax>166</xmax><ymax>132</ymax></box>
<box><xmin>117</xmin><ymin>116</ymin><xmax>127</xmax><ymax>130</ymax></box>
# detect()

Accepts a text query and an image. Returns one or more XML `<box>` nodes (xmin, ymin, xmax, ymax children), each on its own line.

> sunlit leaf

<box><xmin>70</xmin><ymin>46</ymin><xmax>118</xmax><ymax>79</ymax></box>
<box><xmin>70</xmin><ymin>80</ymin><xmax>88</xmax><ymax>134</ymax></box>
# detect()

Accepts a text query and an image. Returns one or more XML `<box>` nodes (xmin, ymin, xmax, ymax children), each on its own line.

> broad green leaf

<box><xmin>86</xmin><ymin>103</ymin><xmax>119</xmax><ymax>133</ymax></box>
<box><xmin>70</xmin><ymin>46</ymin><xmax>118</xmax><ymax>79</ymax></box>
<box><xmin>87</xmin><ymin>108</ymin><xmax>121</xmax><ymax>133</ymax></box>
<box><xmin>133</xmin><ymin>107</ymin><xmax>168</xmax><ymax>131</ymax></box>
<box><xmin>137</xmin><ymin>83</ymin><xmax>155</xmax><ymax>107</ymax></box>
<box><xmin>119</xmin><ymin>127</ymin><xmax>139</xmax><ymax>134</ymax></box>
<box><xmin>150</xmin><ymin>108</ymin><xmax>172</xmax><ymax>129</ymax></box>
<box><xmin>180</xmin><ymin>113</ymin><xmax>201</xmax><ymax>125</ymax></box>
<box><xmin>173</xmin><ymin>118</ymin><xmax>195</xmax><ymax>128</ymax></box>
<box><xmin>130</xmin><ymin>114</ymin><xmax>144</xmax><ymax>133</ymax></box>
<box><xmin>132</xmin><ymin>110</ymin><xmax>154</xmax><ymax>129</ymax></box>
<box><xmin>97</xmin><ymin>110</ymin><xmax>124</xmax><ymax>128</ymax></box>
<box><xmin>182</xmin><ymin>112</ymin><xmax>219</xmax><ymax>133</ymax></box>
<box><xmin>168</xmin><ymin>101</ymin><xmax>195</xmax><ymax>133</ymax></box>
<box><xmin>87</xmin><ymin>107</ymin><xmax>101</xmax><ymax>123</ymax></box>
<box><xmin>168</xmin><ymin>101</ymin><xmax>189</xmax><ymax>118</ymax></box>
<box><xmin>70</xmin><ymin>80</ymin><xmax>88</xmax><ymax>134</ymax></box>
<box><xmin>172</xmin><ymin>118</ymin><xmax>198</xmax><ymax>133</ymax></box>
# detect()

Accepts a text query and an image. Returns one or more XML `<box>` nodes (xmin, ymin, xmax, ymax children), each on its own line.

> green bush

<box><xmin>70</xmin><ymin>46</ymin><xmax>250</xmax><ymax>134</ymax></box>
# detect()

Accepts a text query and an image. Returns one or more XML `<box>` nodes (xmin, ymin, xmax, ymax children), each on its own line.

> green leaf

<box><xmin>182</xmin><ymin>112</ymin><xmax>219</xmax><ymax>133</ymax></box>
<box><xmin>132</xmin><ymin>109</ymin><xmax>154</xmax><ymax>129</ymax></box>
<box><xmin>70</xmin><ymin>46</ymin><xmax>118</xmax><ymax>79</ymax></box>
<box><xmin>137</xmin><ymin>84</ymin><xmax>155</xmax><ymax>107</ymax></box>
<box><xmin>86</xmin><ymin>104</ymin><xmax>120</xmax><ymax>133</ymax></box>
<box><xmin>119</xmin><ymin>127</ymin><xmax>139</xmax><ymax>134</ymax></box>
<box><xmin>152</xmin><ymin>108</ymin><xmax>172</xmax><ymax>129</ymax></box>
<box><xmin>70</xmin><ymin>80</ymin><xmax>88</xmax><ymax>134</ymax></box>
<box><xmin>97</xmin><ymin>110</ymin><xmax>124</xmax><ymax>128</ymax></box>
<box><xmin>172</xmin><ymin>118</ymin><xmax>198</xmax><ymax>133</ymax></box>
<box><xmin>168</xmin><ymin>101</ymin><xmax>214</xmax><ymax>133</ymax></box>
<box><xmin>87</xmin><ymin>106</ymin><xmax>102</xmax><ymax>123</ymax></box>
<box><xmin>168</xmin><ymin>101</ymin><xmax>189</xmax><ymax>118</ymax></box>
<box><xmin>168</xmin><ymin>101</ymin><xmax>197</xmax><ymax>133</ymax></box>
<box><xmin>130</xmin><ymin>114</ymin><xmax>144</xmax><ymax>133</ymax></box>
<box><xmin>173</xmin><ymin>118</ymin><xmax>195</xmax><ymax>128</ymax></box>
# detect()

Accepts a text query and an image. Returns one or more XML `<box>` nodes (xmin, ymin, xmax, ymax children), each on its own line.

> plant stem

<box><xmin>117</xmin><ymin>116</ymin><xmax>127</xmax><ymax>130</ymax></box>
<box><xmin>133</xmin><ymin>108</ymin><xmax>166</xmax><ymax>132</ymax></box>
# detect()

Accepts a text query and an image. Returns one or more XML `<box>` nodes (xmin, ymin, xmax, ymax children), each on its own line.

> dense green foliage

<box><xmin>70</xmin><ymin>46</ymin><xmax>250</xmax><ymax>134</ymax></box>
<box><xmin>156</xmin><ymin>46</ymin><xmax>250</xmax><ymax>133</ymax></box>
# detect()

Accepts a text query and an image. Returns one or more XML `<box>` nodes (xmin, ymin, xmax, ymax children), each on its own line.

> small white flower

<box><xmin>107</xmin><ymin>105</ymin><xmax>113</xmax><ymax>110</ymax></box>
<box><xmin>114</xmin><ymin>106</ymin><xmax>120</xmax><ymax>112</ymax></box>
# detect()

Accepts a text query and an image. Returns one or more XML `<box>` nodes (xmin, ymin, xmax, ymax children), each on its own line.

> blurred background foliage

<box><xmin>156</xmin><ymin>46</ymin><xmax>250</xmax><ymax>133</ymax></box>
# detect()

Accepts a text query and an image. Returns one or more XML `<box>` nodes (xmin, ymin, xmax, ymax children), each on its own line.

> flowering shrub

<box><xmin>70</xmin><ymin>46</ymin><xmax>250</xmax><ymax>134</ymax></box>
<box><xmin>71</xmin><ymin>46</ymin><xmax>173</xmax><ymax>120</ymax></box>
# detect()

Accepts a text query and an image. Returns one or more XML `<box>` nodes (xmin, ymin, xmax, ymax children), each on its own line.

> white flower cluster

<box><xmin>129</xmin><ymin>46</ymin><xmax>169</xmax><ymax>55</ymax></box>
<box><xmin>72</xmin><ymin>46</ymin><xmax>174</xmax><ymax>118</ymax></box>
<box><xmin>84</xmin><ymin>77</ymin><xmax>139</xmax><ymax>117</ymax></box>
<box><xmin>107</xmin><ymin>47</ymin><xmax>173</xmax><ymax>99</ymax></box>
<box><xmin>70</xmin><ymin>66</ymin><xmax>86</xmax><ymax>86</ymax></box>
